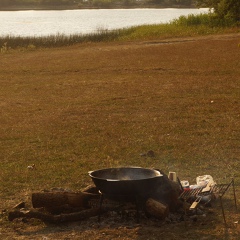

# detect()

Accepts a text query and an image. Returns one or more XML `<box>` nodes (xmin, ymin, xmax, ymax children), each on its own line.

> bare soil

<box><xmin>0</xmin><ymin>33</ymin><xmax>240</xmax><ymax>239</ymax></box>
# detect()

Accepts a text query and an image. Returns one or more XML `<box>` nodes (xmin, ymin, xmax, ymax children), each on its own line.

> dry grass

<box><xmin>0</xmin><ymin>33</ymin><xmax>240</xmax><ymax>239</ymax></box>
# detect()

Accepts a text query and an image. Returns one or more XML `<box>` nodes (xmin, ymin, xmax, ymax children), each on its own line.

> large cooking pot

<box><xmin>88</xmin><ymin>167</ymin><xmax>163</xmax><ymax>197</ymax></box>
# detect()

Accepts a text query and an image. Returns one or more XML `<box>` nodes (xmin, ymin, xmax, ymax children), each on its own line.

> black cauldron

<box><xmin>88</xmin><ymin>167</ymin><xmax>163</xmax><ymax>197</ymax></box>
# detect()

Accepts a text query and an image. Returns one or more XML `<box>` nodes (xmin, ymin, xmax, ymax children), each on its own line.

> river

<box><xmin>0</xmin><ymin>8</ymin><xmax>208</xmax><ymax>37</ymax></box>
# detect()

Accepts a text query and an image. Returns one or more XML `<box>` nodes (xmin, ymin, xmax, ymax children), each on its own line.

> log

<box><xmin>145</xmin><ymin>198</ymin><xmax>169</xmax><ymax>219</ymax></box>
<box><xmin>8</xmin><ymin>208</ymin><xmax>101</xmax><ymax>223</ymax></box>
<box><xmin>32</xmin><ymin>191</ymin><xmax>100</xmax><ymax>210</ymax></box>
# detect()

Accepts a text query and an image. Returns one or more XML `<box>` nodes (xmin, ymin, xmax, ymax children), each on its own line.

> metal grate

<box><xmin>179</xmin><ymin>187</ymin><xmax>206</xmax><ymax>201</ymax></box>
<box><xmin>179</xmin><ymin>180</ymin><xmax>235</xmax><ymax>201</ymax></box>
<box><xmin>178</xmin><ymin>179</ymin><xmax>237</xmax><ymax>227</ymax></box>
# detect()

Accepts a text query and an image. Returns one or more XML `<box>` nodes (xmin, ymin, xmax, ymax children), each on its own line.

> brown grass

<box><xmin>0</xmin><ymin>33</ymin><xmax>240</xmax><ymax>239</ymax></box>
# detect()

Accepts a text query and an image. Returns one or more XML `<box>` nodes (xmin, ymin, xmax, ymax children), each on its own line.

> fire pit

<box><xmin>89</xmin><ymin>167</ymin><xmax>163</xmax><ymax>198</ymax></box>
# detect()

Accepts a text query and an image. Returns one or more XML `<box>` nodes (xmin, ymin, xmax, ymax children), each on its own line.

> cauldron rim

<box><xmin>88</xmin><ymin>166</ymin><xmax>162</xmax><ymax>182</ymax></box>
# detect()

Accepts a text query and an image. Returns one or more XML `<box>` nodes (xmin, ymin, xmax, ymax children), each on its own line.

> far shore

<box><xmin>0</xmin><ymin>4</ymin><xmax>197</xmax><ymax>11</ymax></box>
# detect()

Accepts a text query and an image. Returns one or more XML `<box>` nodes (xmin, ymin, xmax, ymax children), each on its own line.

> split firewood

<box><xmin>145</xmin><ymin>198</ymin><xmax>169</xmax><ymax>219</ymax></box>
<box><xmin>32</xmin><ymin>191</ymin><xmax>100</xmax><ymax>212</ymax></box>
<box><xmin>8</xmin><ymin>208</ymin><xmax>102</xmax><ymax>223</ymax></box>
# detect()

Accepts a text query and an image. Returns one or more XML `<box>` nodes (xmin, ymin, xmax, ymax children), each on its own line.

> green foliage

<box><xmin>197</xmin><ymin>0</ymin><xmax>240</xmax><ymax>22</ymax></box>
<box><xmin>172</xmin><ymin>13</ymin><xmax>211</xmax><ymax>26</ymax></box>
<box><xmin>171</xmin><ymin>13</ymin><xmax>237</xmax><ymax>27</ymax></box>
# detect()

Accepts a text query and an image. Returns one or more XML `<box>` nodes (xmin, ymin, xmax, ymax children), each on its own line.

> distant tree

<box><xmin>196</xmin><ymin>0</ymin><xmax>240</xmax><ymax>22</ymax></box>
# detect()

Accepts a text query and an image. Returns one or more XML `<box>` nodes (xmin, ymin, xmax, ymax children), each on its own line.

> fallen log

<box><xmin>8</xmin><ymin>208</ymin><xmax>101</xmax><ymax>223</ymax></box>
<box><xmin>32</xmin><ymin>191</ymin><xmax>100</xmax><ymax>211</ymax></box>
<box><xmin>145</xmin><ymin>198</ymin><xmax>169</xmax><ymax>219</ymax></box>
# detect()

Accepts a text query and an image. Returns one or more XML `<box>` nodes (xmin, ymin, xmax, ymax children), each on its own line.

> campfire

<box><xmin>8</xmin><ymin>167</ymin><xmax>237</xmax><ymax>227</ymax></box>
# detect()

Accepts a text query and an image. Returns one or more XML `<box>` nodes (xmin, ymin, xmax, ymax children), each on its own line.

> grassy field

<box><xmin>0</xmin><ymin>32</ymin><xmax>240</xmax><ymax>239</ymax></box>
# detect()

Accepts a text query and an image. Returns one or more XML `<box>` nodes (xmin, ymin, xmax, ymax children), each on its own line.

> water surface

<box><xmin>0</xmin><ymin>8</ymin><xmax>209</xmax><ymax>37</ymax></box>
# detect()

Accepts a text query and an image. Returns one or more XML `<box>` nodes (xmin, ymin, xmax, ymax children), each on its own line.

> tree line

<box><xmin>0</xmin><ymin>0</ymin><xmax>75</xmax><ymax>6</ymax></box>
<box><xmin>0</xmin><ymin>0</ymin><xmax>196</xmax><ymax>7</ymax></box>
